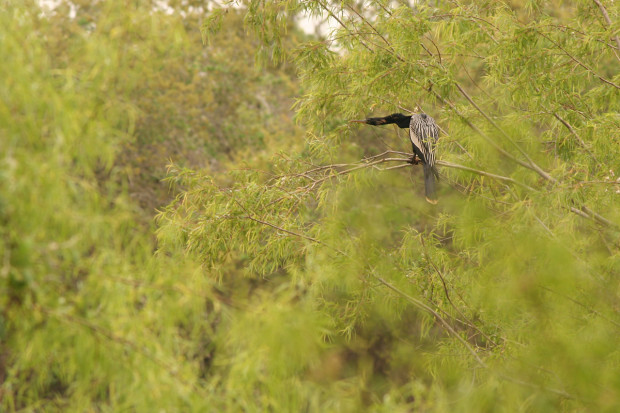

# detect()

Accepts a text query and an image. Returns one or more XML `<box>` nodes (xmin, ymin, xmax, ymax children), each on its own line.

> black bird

<box><xmin>351</xmin><ymin>112</ymin><xmax>440</xmax><ymax>204</ymax></box>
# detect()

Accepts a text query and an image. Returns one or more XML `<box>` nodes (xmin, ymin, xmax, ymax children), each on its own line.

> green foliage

<box><xmin>159</xmin><ymin>0</ymin><xmax>620</xmax><ymax>410</ymax></box>
<box><xmin>2</xmin><ymin>0</ymin><xmax>620</xmax><ymax>411</ymax></box>
<box><xmin>0</xmin><ymin>1</ymin><xmax>212</xmax><ymax>410</ymax></box>
<box><xmin>0</xmin><ymin>0</ymin><xmax>302</xmax><ymax>410</ymax></box>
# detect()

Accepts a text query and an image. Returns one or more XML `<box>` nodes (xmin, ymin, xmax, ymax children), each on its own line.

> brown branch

<box><xmin>592</xmin><ymin>0</ymin><xmax>620</xmax><ymax>62</ymax></box>
<box><xmin>580</xmin><ymin>205</ymin><xmax>618</xmax><ymax>228</ymax></box>
<box><xmin>345</xmin><ymin>4</ymin><xmax>390</xmax><ymax>47</ymax></box>
<box><xmin>380</xmin><ymin>163</ymin><xmax>410</xmax><ymax>171</ymax></box>
<box><xmin>538</xmin><ymin>30</ymin><xmax>620</xmax><ymax>89</ymax></box>
<box><xmin>267</xmin><ymin>151</ymin><xmax>614</xmax><ymax>229</ymax></box>
<box><xmin>437</xmin><ymin>160</ymin><xmax>536</xmax><ymax>191</ymax></box>
<box><xmin>419</xmin><ymin>236</ymin><xmax>498</xmax><ymax>347</ymax></box>
<box><xmin>454</xmin><ymin>82</ymin><xmax>557</xmax><ymax>183</ymax></box>
<box><xmin>425</xmin><ymin>34</ymin><xmax>443</xmax><ymax>65</ymax></box>
<box><xmin>552</xmin><ymin>113</ymin><xmax>599</xmax><ymax>163</ymax></box>
<box><xmin>569</xmin><ymin>206</ymin><xmax>593</xmax><ymax>221</ymax></box>
<box><xmin>307</xmin><ymin>152</ymin><xmax>533</xmax><ymax>191</ymax></box>
<box><xmin>268</xmin><ymin>150</ymin><xmax>536</xmax><ymax>209</ymax></box>
<box><xmin>567</xmin><ymin>205</ymin><xmax>617</xmax><ymax>228</ymax></box>
<box><xmin>243</xmin><ymin>215</ymin><xmax>346</xmax><ymax>255</ymax></box>
<box><xmin>342</xmin><ymin>10</ymin><xmax>406</xmax><ymax>63</ymax></box>
<box><xmin>373</xmin><ymin>274</ymin><xmax>488</xmax><ymax>367</ymax></box>
<box><xmin>428</xmin><ymin>87</ymin><xmax>542</xmax><ymax>174</ymax></box>
<box><xmin>373</xmin><ymin>0</ymin><xmax>393</xmax><ymax>16</ymax></box>
<box><xmin>316</xmin><ymin>0</ymin><xmax>372</xmax><ymax>52</ymax></box>
<box><xmin>543</xmin><ymin>23</ymin><xmax>620</xmax><ymax>52</ymax></box>
<box><xmin>533</xmin><ymin>213</ymin><xmax>556</xmax><ymax>238</ymax></box>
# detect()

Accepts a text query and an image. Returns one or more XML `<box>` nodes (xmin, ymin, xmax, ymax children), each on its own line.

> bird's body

<box><xmin>351</xmin><ymin>112</ymin><xmax>440</xmax><ymax>204</ymax></box>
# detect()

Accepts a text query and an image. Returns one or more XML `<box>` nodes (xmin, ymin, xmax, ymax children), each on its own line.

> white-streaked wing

<box><xmin>408</xmin><ymin>124</ymin><xmax>425</xmax><ymax>159</ymax></box>
<box><xmin>409</xmin><ymin>114</ymin><xmax>438</xmax><ymax>166</ymax></box>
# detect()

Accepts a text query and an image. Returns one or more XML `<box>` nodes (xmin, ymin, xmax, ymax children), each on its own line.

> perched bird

<box><xmin>350</xmin><ymin>112</ymin><xmax>440</xmax><ymax>204</ymax></box>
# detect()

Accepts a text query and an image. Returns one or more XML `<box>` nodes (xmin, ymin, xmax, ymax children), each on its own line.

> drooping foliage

<box><xmin>160</xmin><ymin>0</ymin><xmax>620</xmax><ymax>410</ymax></box>
<box><xmin>2</xmin><ymin>0</ymin><xmax>619</xmax><ymax>411</ymax></box>
<box><xmin>1</xmin><ymin>0</ymin><xmax>301</xmax><ymax>410</ymax></box>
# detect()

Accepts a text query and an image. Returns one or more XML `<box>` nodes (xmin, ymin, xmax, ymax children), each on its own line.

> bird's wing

<box><xmin>408</xmin><ymin>120</ymin><xmax>425</xmax><ymax>157</ymax></box>
<box><xmin>409</xmin><ymin>116</ymin><xmax>439</xmax><ymax>166</ymax></box>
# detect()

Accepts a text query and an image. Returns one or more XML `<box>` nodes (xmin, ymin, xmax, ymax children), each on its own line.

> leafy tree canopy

<box><xmin>1</xmin><ymin>0</ymin><xmax>619</xmax><ymax>411</ymax></box>
<box><xmin>162</xmin><ymin>0</ymin><xmax>620</xmax><ymax>409</ymax></box>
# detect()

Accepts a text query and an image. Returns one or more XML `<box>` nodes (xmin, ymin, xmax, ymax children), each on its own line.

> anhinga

<box><xmin>351</xmin><ymin>112</ymin><xmax>440</xmax><ymax>204</ymax></box>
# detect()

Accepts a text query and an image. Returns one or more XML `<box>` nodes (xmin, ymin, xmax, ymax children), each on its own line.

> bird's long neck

<box><xmin>364</xmin><ymin>114</ymin><xmax>411</xmax><ymax>128</ymax></box>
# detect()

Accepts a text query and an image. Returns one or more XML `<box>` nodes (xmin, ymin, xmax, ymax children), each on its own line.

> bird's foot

<box><xmin>408</xmin><ymin>156</ymin><xmax>420</xmax><ymax>165</ymax></box>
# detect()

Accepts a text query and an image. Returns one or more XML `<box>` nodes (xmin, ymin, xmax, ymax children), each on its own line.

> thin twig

<box><xmin>243</xmin><ymin>215</ymin><xmax>346</xmax><ymax>255</ymax></box>
<box><xmin>345</xmin><ymin>4</ymin><xmax>391</xmax><ymax>48</ymax></box>
<box><xmin>428</xmin><ymin>88</ymin><xmax>542</xmax><ymax>175</ymax></box>
<box><xmin>437</xmin><ymin>160</ymin><xmax>536</xmax><ymax>191</ymax></box>
<box><xmin>454</xmin><ymin>82</ymin><xmax>557</xmax><ymax>183</ymax></box>
<box><xmin>316</xmin><ymin>0</ymin><xmax>373</xmax><ymax>52</ymax></box>
<box><xmin>374</xmin><ymin>275</ymin><xmax>487</xmax><ymax>367</ymax></box>
<box><xmin>499</xmin><ymin>375</ymin><xmax>576</xmax><ymax>400</ymax></box>
<box><xmin>552</xmin><ymin>113</ymin><xmax>598</xmax><ymax>163</ymax></box>
<box><xmin>538</xmin><ymin>30</ymin><xmax>620</xmax><ymax>89</ymax></box>
<box><xmin>38</xmin><ymin>305</ymin><xmax>199</xmax><ymax>392</ymax></box>
<box><xmin>542</xmin><ymin>286</ymin><xmax>620</xmax><ymax>329</ymax></box>
<box><xmin>419</xmin><ymin>236</ymin><xmax>498</xmax><ymax>347</ymax></box>
<box><xmin>543</xmin><ymin>23</ymin><xmax>619</xmax><ymax>51</ymax></box>
<box><xmin>592</xmin><ymin>0</ymin><xmax>620</xmax><ymax>62</ymax></box>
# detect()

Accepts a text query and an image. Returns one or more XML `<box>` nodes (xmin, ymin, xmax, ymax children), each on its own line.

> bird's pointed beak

<box><xmin>348</xmin><ymin>119</ymin><xmax>367</xmax><ymax>124</ymax></box>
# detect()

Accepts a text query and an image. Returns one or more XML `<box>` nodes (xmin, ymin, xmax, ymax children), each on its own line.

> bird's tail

<box><xmin>424</xmin><ymin>164</ymin><xmax>438</xmax><ymax>204</ymax></box>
